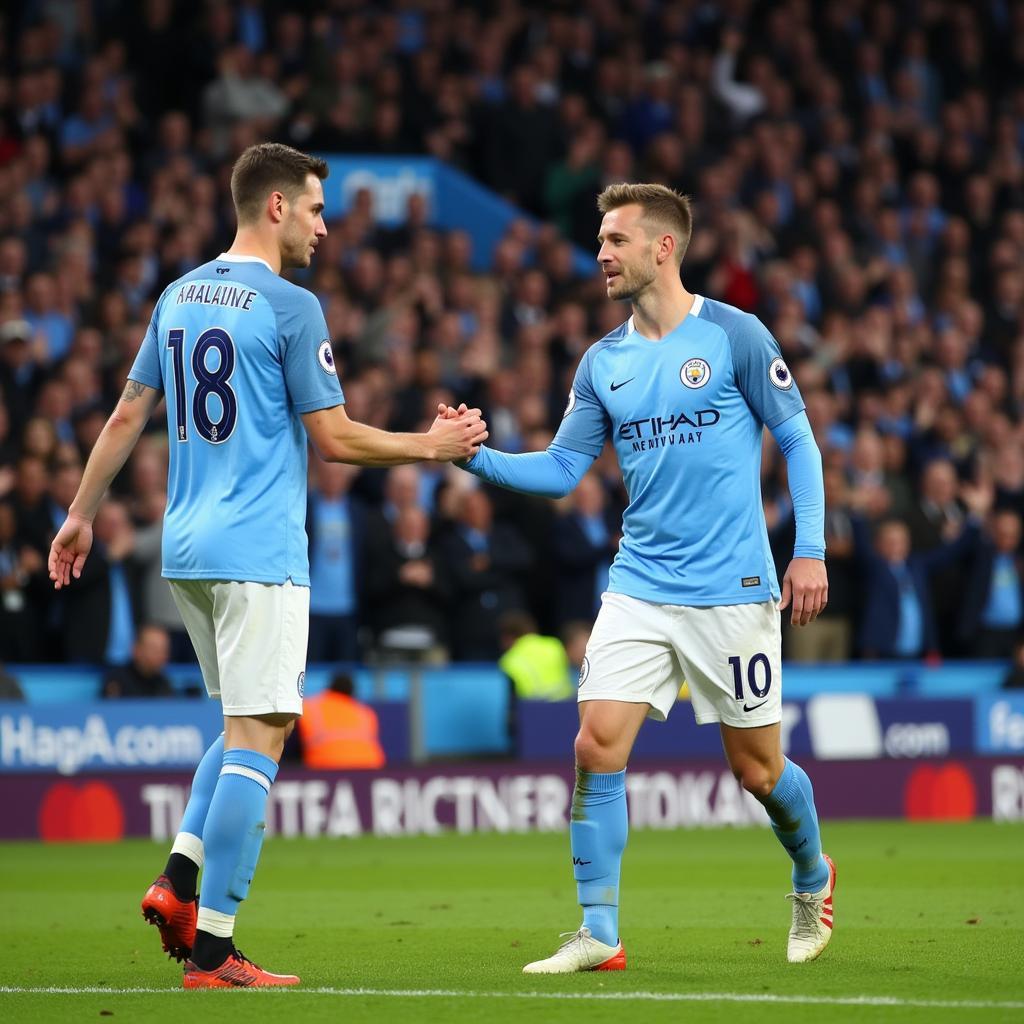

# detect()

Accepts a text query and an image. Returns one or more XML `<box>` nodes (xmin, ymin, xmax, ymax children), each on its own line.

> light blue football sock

<box><xmin>178</xmin><ymin>733</ymin><xmax>225</xmax><ymax>840</ymax></box>
<box><xmin>571</xmin><ymin>768</ymin><xmax>627</xmax><ymax>947</ymax></box>
<box><xmin>198</xmin><ymin>748</ymin><xmax>279</xmax><ymax>917</ymax></box>
<box><xmin>760</xmin><ymin>758</ymin><xmax>829</xmax><ymax>893</ymax></box>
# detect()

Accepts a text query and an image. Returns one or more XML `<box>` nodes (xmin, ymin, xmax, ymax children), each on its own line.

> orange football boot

<box><xmin>183</xmin><ymin>949</ymin><xmax>300</xmax><ymax>989</ymax></box>
<box><xmin>141</xmin><ymin>876</ymin><xmax>198</xmax><ymax>962</ymax></box>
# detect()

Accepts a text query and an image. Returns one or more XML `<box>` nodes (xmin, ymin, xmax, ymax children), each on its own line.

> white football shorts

<box><xmin>169</xmin><ymin>579</ymin><xmax>309</xmax><ymax>717</ymax></box>
<box><xmin>577</xmin><ymin>591</ymin><xmax>782</xmax><ymax>728</ymax></box>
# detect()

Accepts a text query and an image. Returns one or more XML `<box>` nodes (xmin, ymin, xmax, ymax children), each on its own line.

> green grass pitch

<box><xmin>0</xmin><ymin>821</ymin><xmax>1021</xmax><ymax>1023</ymax></box>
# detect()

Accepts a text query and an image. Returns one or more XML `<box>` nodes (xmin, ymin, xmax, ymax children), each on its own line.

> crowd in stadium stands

<box><xmin>0</xmin><ymin>1</ymin><xmax>1023</xmax><ymax>674</ymax></box>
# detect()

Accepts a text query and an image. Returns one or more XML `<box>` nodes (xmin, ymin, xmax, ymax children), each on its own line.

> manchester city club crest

<box><xmin>578</xmin><ymin>656</ymin><xmax>590</xmax><ymax>687</ymax></box>
<box><xmin>769</xmin><ymin>356</ymin><xmax>794</xmax><ymax>390</ymax></box>
<box><xmin>680</xmin><ymin>357</ymin><xmax>711</xmax><ymax>389</ymax></box>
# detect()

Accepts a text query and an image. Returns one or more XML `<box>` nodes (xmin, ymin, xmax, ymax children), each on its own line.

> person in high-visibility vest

<box><xmin>498</xmin><ymin>611</ymin><xmax>574</xmax><ymax>701</ymax></box>
<box><xmin>298</xmin><ymin>672</ymin><xmax>386</xmax><ymax>769</ymax></box>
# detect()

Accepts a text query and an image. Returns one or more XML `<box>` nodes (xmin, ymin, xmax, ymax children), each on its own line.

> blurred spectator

<box><xmin>298</xmin><ymin>672</ymin><xmax>385</xmax><ymax>770</ymax></box>
<box><xmin>102</xmin><ymin>624</ymin><xmax>174</xmax><ymax>699</ymax></box>
<box><xmin>551</xmin><ymin>473</ymin><xmax>618</xmax><ymax>628</ymax></box>
<box><xmin>11</xmin><ymin>454</ymin><xmax>52</xmax><ymax>560</ymax></box>
<box><xmin>961</xmin><ymin>509</ymin><xmax>1024</xmax><ymax>659</ymax></box>
<box><xmin>906</xmin><ymin>459</ymin><xmax>973</xmax><ymax>655</ymax></box>
<box><xmin>60</xmin><ymin>498</ymin><xmax>139</xmax><ymax>665</ymax></box>
<box><xmin>544</xmin><ymin>123</ymin><xmax>603</xmax><ymax>247</ymax></box>
<box><xmin>202</xmin><ymin>46</ymin><xmax>289</xmax><ymax>156</ymax></box>
<box><xmin>712</xmin><ymin>28</ymin><xmax>766</xmax><ymax>124</ymax></box>
<box><xmin>847</xmin><ymin>427</ymin><xmax>913</xmax><ymax>520</ymax></box>
<box><xmin>131</xmin><ymin>485</ymin><xmax>193</xmax><ymax>662</ymax></box>
<box><xmin>481</xmin><ymin>65</ymin><xmax>563</xmax><ymax>215</ymax></box>
<box><xmin>375</xmin><ymin>464</ymin><xmax>427</xmax><ymax>524</ymax></box>
<box><xmin>307</xmin><ymin>461</ymin><xmax>365</xmax><ymax>663</ymax></box>
<box><xmin>366</xmin><ymin>505</ymin><xmax>449</xmax><ymax>663</ymax></box>
<box><xmin>786</xmin><ymin>467</ymin><xmax>857</xmax><ymax>662</ymax></box>
<box><xmin>0</xmin><ymin>499</ymin><xmax>44</xmax><ymax>661</ymax></box>
<box><xmin>857</xmin><ymin>518</ymin><xmax>932</xmax><ymax>660</ymax></box>
<box><xmin>498</xmin><ymin>611</ymin><xmax>573</xmax><ymax>701</ymax></box>
<box><xmin>437</xmin><ymin>488</ymin><xmax>533</xmax><ymax>660</ymax></box>
<box><xmin>854</xmin><ymin>481</ymin><xmax>988</xmax><ymax>659</ymax></box>
<box><xmin>24</xmin><ymin>273</ymin><xmax>74</xmax><ymax>363</ymax></box>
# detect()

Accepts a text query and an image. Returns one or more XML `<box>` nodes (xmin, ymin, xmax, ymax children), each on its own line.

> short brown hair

<box><xmin>597</xmin><ymin>183</ymin><xmax>693</xmax><ymax>263</ymax></box>
<box><xmin>230</xmin><ymin>143</ymin><xmax>329</xmax><ymax>225</ymax></box>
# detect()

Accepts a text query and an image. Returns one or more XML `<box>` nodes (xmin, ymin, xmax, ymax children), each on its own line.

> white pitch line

<box><xmin>0</xmin><ymin>986</ymin><xmax>1022</xmax><ymax>1010</ymax></box>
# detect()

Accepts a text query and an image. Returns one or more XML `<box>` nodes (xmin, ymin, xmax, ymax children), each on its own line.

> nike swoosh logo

<box><xmin>742</xmin><ymin>700</ymin><xmax>768</xmax><ymax>712</ymax></box>
<box><xmin>610</xmin><ymin>378</ymin><xmax>634</xmax><ymax>391</ymax></box>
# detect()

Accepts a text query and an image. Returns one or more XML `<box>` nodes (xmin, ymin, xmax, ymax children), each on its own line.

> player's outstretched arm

<box><xmin>301</xmin><ymin>404</ymin><xmax>488</xmax><ymax>467</ymax></box>
<box><xmin>48</xmin><ymin>380</ymin><xmax>161</xmax><ymax>590</ymax></box>
<box><xmin>771</xmin><ymin>411</ymin><xmax>827</xmax><ymax>626</ymax></box>
<box><xmin>439</xmin><ymin>404</ymin><xmax>595</xmax><ymax>499</ymax></box>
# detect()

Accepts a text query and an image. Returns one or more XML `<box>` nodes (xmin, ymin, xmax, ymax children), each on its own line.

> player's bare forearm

<box><xmin>69</xmin><ymin>381</ymin><xmax>160</xmax><ymax>521</ymax></box>
<box><xmin>316</xmin><ymin>419</ymin><xmax>437</xmax><ymax>466</ymax></box>
<box><xmin>303</xmin><ymin>405</ymin><xmax>486</xmax><ymax>465</ymax></box>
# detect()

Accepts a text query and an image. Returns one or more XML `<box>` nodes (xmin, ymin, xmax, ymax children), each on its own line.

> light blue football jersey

<box><xmin>128</xmin><ymin>254</ymin><xmax>344</xmax><ymax>585</ymax></box>
<box><xmin>552</xmin><ymin>295</ymin><xmax>804</xmax><ymax>606</ymax></box>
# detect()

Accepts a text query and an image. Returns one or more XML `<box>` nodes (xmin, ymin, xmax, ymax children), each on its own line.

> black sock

<box><xmin>163</xmin><ymin>853</ymin><xmax>199</xmax><ymax>902</ymax></box>
<box><xmin>190</xmin><ymin>930</ymin><xmax>234</xmax><ymax>971</ymax></box>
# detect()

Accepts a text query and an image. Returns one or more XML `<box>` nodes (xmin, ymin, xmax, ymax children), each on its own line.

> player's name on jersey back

<box><xmin>175</xmin><ymin>282</ymin><xmax>258</xmax><ymax>310</ymax></box>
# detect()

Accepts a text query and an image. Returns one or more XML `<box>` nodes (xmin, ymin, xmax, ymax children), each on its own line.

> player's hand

<box><xmin>780</xmin><ymin>557</ymin><xmax>828</xmax><ymax>627</ymax></box>
<box><xmin>48</xmin><ymin>513</ymin><xmax>93</xmax><ymax>590</ymax></box>
<box><xmin>436</xmin><ymin>402</ymin><xmax>468</xmax><ymax>421</ymax></box>
<box><xmin>427</xmin><ymin>406</ymin><xmax>488</xmax><ymax>462</ymax></box>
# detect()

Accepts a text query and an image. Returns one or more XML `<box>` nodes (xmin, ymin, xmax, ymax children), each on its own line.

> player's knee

<box><xmin>574</xmin><ymin>729</ymin><xmax>611</xmax><ymax>771</ymax></box>
<box><xmin>732</xmin><ymin>759</ymin><xmax>776</xmax><ymax>799</ymax></box>
<box><xmin>573</xmin><ymin>730</ymin><xmax>597</xmax><ymax>770</ymax></box>
<box><xmin>574</xmin><ymin>724</ymin><xmax>630</xmax><ymax>772</ymax></box>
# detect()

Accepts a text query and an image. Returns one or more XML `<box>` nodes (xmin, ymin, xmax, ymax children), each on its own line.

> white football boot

<box><xmin>522</xmin><ymin>926</ymin><xmax>626</xmax><ymax>974</ymax></box>
<box><xmin>786</xmin><ymin>853</ymin><xmax>836</xmax><ymax>963</ymax></box>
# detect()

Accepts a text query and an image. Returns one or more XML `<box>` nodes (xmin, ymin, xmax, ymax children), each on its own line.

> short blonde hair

<box><xmin>597</xmin><ymin>183</ymin><xmax>693</xmax><ymax>264</ymax></box>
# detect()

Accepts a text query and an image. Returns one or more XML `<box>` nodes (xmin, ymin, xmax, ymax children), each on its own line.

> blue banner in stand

<box><xmin>974</xmin><ymin>693</ymin><xmax>1024</xmax><ymax>754</ymax></box>
<box><xmin>0</xmin><ymin>700</ymin><xmax>411</xmax><ymax>775</ymax></box>
<box><xmin>316</xmin><ymin>155</ymin><xmax>595</xmax><ymax>276</ymax></box>
<box><xmin>0</xmin><ymin>700</ymin><xmax>224</xmax><ymax>775</ymax></box>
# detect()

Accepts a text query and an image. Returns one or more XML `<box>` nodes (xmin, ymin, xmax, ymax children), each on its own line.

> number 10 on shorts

<box><xmin>728</xmin><ymin>654</ymin><xmax>772</xmax><ymax>702</ymax></box>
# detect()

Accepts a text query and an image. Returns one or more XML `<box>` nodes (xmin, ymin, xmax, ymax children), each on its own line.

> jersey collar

<box><xmin>217</xmin><ymin>252</ymin><xmax>274</xmax><ymax>273</ymax></box>
<box><xmin>626</xmin><ymin>294</ymin><xmax>705</xmax><ymax>338</ymax></box>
